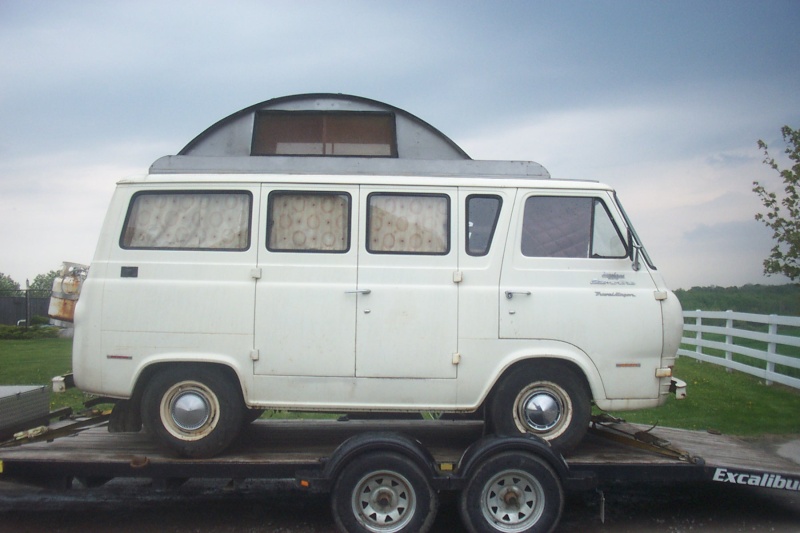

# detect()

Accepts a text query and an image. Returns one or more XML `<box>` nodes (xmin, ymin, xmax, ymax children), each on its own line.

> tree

<box><xmin>753</xmin><ymin>125</ymin><xmax>800</xmax><ymax>281</ymax></box>
<box><xmin>29</xmin><ymin>269</ymin><xmax>60</xmax><ymax>296</ymax></box>
<box><xmin>0</xmin><ymin>272</ymin><xmax>21</xmax><ymax>295</ymax></box>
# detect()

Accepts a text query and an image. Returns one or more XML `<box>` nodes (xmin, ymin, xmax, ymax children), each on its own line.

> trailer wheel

<box><xmin>459</xmin><ymin>452</ymin><xmax>563</xmax><ymax>533</ymax></box>
<box><xmin>141</xmin><ymin>366</ymin><xmax>244</xmax><ymax>458</ymax></box>
<box><xmin>489</xmin><ymin>363</ymin><xmax>590</xmax><ymax>452</ymax></box>
<box><xmin>331</xmin><ymin>452</ymin><xmax>438</xmax><ymax>533</ymax></box>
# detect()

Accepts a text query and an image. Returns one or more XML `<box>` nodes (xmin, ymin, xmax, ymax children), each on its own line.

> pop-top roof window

<box><xmin>251</xmin><ymin>111</ymin><xmax>397</xmax><ymax>157</ymax></box>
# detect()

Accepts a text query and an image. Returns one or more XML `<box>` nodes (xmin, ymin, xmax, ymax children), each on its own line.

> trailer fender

<box><xmin>455</xmin><ymin>434</ymin><xmax>594</xmax><ymax>491</ymax></box>
<box><xmin>300</xmin><ymin>431</ymin><xmax>440</xmax><ymax>492</ymax></box>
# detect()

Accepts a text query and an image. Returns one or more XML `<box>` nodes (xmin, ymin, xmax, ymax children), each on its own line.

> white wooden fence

<box><xmin>679</xmin><ymin>310</ymin><xmax>800</xmax><ymax>390</ymax></box>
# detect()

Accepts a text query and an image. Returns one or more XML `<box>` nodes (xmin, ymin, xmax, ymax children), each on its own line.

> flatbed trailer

<box><xmin>1</xmin><ymin>418</ymin><xmax>799</xmax><ymax>532</ymax></box>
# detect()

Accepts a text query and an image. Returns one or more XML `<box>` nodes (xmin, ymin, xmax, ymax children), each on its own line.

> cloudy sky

<box><xmin>1</xmin><ymin>0</ymin><xmax>799</xmax><ymax>289</ymax></box>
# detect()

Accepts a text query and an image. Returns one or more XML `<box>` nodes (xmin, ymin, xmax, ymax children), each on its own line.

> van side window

<box><xmin>367</xmin><ymin>193</ymin><xmax>450</xmax><ymax>254</ymax></box>
<box><xmin>521</xmin><ymin>196</ymin><xmax>627</xmax><ymax>258</ymax></box>
<box><xmin>466</xmin><ymin>195</ymin><xmax>502</xmax><ymax>256</ymax></box>
<box><xmin>267</xmin><ymin>191</ymin><xmax>351</xmax><ymax>252</ymax></box>
<box><xmin>120</xmin><ymin>191</ymin><xmax>251</xmax><ymax>251</ymax></box>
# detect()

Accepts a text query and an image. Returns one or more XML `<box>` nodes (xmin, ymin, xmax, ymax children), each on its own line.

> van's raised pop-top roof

<box><xmin>149</xmin><ymin>93</ymin><xmax>550</xmax><ymax>179</ymax></box>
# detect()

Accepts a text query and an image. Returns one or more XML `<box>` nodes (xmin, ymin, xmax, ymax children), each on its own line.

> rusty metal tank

<box><xmin>48</xmin><ymin>262</ymin><xmax>88</xmax><ymax>327</ymax></box>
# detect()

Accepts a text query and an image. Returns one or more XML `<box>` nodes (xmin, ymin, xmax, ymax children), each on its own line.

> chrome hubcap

<box><xmin>171</xmin><ymin>390</ymin><xmax>211</xmax><ymax>431</ymax></box>
<box><xmin>522</xmin><ymin>391</ymin><xmax>561</xmax><ymax>432</ymax></box>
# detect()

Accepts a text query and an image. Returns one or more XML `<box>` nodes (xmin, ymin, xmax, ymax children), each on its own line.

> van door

<box><xmin>100</xmin><ymin>187</ymin><xmax>258</xmax><ymax>390</ymax></box>
<box><xmin>354</xmin><ymin>188</ymin><xmax>458</xmax><ymax>379</ymax></box>
<box><xmin>254</xmin><ymin>186</ymin><xmax>359</xmax><ymax>377</ymax></box>
<box><xmin>499</xmin><ymin>191</ymin><xmax>663</xmax><ymax>399</ymax></box>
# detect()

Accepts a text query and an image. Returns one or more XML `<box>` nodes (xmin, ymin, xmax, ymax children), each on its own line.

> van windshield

<box><xmin>614</xmin><ymin>192</ymin><xmax>656</xmax><ymax>270</ymax></box>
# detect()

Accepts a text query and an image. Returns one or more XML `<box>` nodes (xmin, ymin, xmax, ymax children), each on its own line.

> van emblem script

<box><xmin>591</xmin><ymin>273</ymin><xmax>634</xmax><ymax>286</ymax></box>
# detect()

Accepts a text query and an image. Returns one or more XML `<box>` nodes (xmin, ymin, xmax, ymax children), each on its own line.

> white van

<box><xmin>66</xmin><ymin>94</ymin><xmax>684</xmax><ymax>458</ymax></box>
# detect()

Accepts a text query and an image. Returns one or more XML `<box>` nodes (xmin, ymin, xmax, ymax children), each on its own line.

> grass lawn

<box><xmin>1</xmin><ymin>339</ymin><xmax>799</xmax><ymax>437</ymax></box>
<box><xmin>607</xmin><ymin>356</ymin><xmax>800</xmax><ymax>436</ymax></box>
<box><xmin>0</xmin><ymin>338</ymin><xmax>85</xmax><ymax>413</ymax></box>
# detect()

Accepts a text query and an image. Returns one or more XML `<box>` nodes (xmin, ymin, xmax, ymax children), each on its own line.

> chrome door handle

<box><xmin>346</xmin><ymin>289</ymin><xmax>372</xmax><ymax>295</ymax></box>
<box><xmin>505</xmin><ymin>290</ymin><xmax>531</xmax><ymax>299</ymax></box>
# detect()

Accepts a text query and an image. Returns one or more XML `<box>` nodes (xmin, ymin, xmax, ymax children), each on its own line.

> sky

<box><xmin>1</xmin><ymin>0</ymin><xmax>799</xmax><ymax>290</ymax></box>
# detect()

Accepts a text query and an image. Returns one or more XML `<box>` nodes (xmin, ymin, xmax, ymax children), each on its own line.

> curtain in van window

<box><xmin>268</xmin><ymin>193</ymin><xmax>349</xmax><ymax>252</ymax></box>
<box><xmin>368</xmin><ymin>194</ymin><xmax>448</xmax><ymax>254</ymax></box>
<box><xmin>122</xmin><ymin>192</ymin><xmax>250</xmax><ymax>250</ymax></box>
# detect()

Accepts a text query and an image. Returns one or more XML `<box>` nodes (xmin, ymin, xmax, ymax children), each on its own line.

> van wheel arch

<box><xmin>133</xmin><ymin>362</ymin><xmax>244</xmax><ymax>402</ymax></box>
<box><xmin>486</xmin><ymin>359</ymin><xmax>592</xmax><ymax>453</ymax></box>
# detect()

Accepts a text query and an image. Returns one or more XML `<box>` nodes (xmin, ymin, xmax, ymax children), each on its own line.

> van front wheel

<box><xmin>488</xmin><ymin>363</ymin><xmax>590</xmax><ymax>452</ymax></box>
<box><xmin>141</xmin><ymin>366</ymin><xmax>244</xmax><ymax>458</ymax></box>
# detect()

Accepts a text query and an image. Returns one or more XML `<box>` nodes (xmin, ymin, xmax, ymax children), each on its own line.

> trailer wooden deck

<box><xmin>1</xmin><ymin>419</ymin><xmax>799</xmax><ymax>489</ymax></box>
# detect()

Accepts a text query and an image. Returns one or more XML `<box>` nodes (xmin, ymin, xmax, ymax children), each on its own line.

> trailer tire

<box><xmin>459</xmin><ymin>452</ymin><xmax>563</xmax><ymax>533</ymax></box>
<box><xmin>331</xmin><ymin>452</ymin><xmax>438</xmax><ymax>533</ymax></box>
<box><xmin>141</xmin><ymin>366</ymin><xmax>244</xmax><ymax>458</ymax></box>
<box><xmin>489</xmin><ymin>362</ymin><xmax>590</xmax><ymax>452</ymax></box>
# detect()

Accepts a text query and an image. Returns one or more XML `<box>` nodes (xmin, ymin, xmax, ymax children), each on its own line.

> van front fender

<box><xmin>463</xmin><ymin>340</ymin><xmax>608</xmax><ymax>409</ymax></box>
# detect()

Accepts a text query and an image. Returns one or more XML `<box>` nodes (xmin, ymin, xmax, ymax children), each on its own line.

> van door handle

<box><xmin>346</xmin><ymin>289</ymin><xmax>372</xmax><ymax>295</ymax></box>
<box><xmin>505</xmin><ymin>290</ymin><xmax>531</xmax><ymax>299</ymax></box>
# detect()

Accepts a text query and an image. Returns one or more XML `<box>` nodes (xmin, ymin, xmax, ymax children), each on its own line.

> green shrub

<box><xmin>0</xmin><ymin>325</ymin><xmax>61</xmax><ymax>340</ymax></box>
<box><xmin>30</xmin><ymin>315</ymin><xmax>51</xmax><ymax>326</ymax></box>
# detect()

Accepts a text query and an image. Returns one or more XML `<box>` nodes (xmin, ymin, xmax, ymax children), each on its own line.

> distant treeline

<box><xmin>675</xmin><ymin>284</ymin><xmax>800</xmax><ymax>317</ymax></box>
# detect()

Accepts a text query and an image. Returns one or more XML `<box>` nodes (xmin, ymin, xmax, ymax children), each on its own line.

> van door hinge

<box><xmin>453</xmin><ymin>271</ymin><xmax>463</xmax><ymax>283</ymax></box>
<box><xmin>250</xmin><ymin>349</ymin><xmax>260</xmax><ymax>361</ymax></box>
<box><xmin>654</xmin><ymin>290</ymin><xmax>668</xmax><ymax>301</ymax></box>
<box><xmin>251</xmin><ymin>268</ymin><xmax>262</xmax><ymax>280</ymax></box>
<box><xmin>452</xmin><ymin>352</ymin><xmax>462</xmax><ymax>365</ymax></box>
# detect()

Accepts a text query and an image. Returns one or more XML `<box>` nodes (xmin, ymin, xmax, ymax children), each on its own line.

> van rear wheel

<box><xmin>488</xmin><ymin>363</ymin><xmax>590</xmax><ymax>452</ymax></box>
<box><xmin>141</xmin><ymin>366</ymin><xmax>244</xmax><ymax>458</ymax></box>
